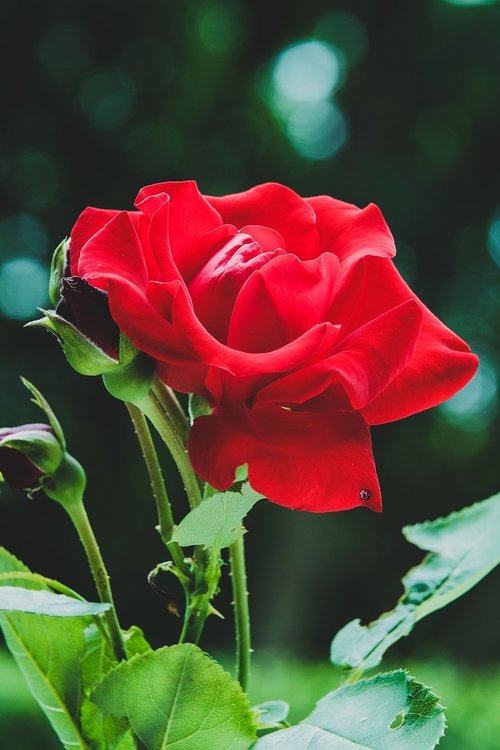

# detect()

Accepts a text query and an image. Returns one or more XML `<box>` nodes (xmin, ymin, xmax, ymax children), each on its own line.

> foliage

<box><xmin>331</xmin><ymin>492</ymin><xmax>500</xmax><ymax>674</ymax></box>
<box><xmin>253</xmin><ymin>671</ymin><xmax>445</xmax><ymax>749</ymax></box>
<box><xmin>171</xmin><ymin>484</ymin><xmax>263</xmax><ymax>549</ymax></box>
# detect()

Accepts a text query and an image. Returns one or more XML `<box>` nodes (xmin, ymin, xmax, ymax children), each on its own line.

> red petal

<box><xmin>78</xmin><ymin>211</ymin><xmax>148</xmax><ymax>288</ymax></box>
<box><xmin>255</xmin><ymin>299</ymin><xmax>420</xmax><ymax>410</ymax></box>
<box><xmin>328</xmin><ymin>299</ymin><xmax>422</xmax><ymax>409</ymax></box>
<box><xmin>328</xmin><ymin>255</ymin><xmax>479</xmax><ymax>422</ymax></box>
<box><xmin>189</xmin><ymin>234</ymin><xmax>285</xmax><ymax>342</ymax></box>
<box><xmin>208</xmin><ymin>183</ymin><xmax>321</xmax><ymax>260</ymax></box>
<box><xmin>239</xmin><ymin>224</ymin><xmax>285</xmax><ymax>253</ymax></box>
<box><xmin>362</xmin><ymin>333</ymin><xmax>479</xmax><ymax>424</ymax></box>
<box><xmin>135</xmin><ymin>181</ymin><xmax>222</xmax><ymax>280</ymax></box>
<box><xmin>70</xmin><ymin>207</ymin><xmax>119</xmax><ymax>274</ymax></box>
<box><xmin>228</xmin><ymin>253</ymin><xmax>340</xmax><ymax>352</ymax></box>
<box><xmin>306</xmin><ymin>196</ymin><xmax>396</xmax><ymax>265</ymax></box>
<box><xmin>105</xmin><ymin>277</ymin><xmax>191</xmax><ymax>362</ymax></box>
<box><xmin>166</xmin><ymin>281</ymin><xmax>341</xmax><ymax>378</ymax></box>
<box><xmin>189</xmin><ymin>403</ymin><xmax>381</xmax><ymax>513</ymax></box>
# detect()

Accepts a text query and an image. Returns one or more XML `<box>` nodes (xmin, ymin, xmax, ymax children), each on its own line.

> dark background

<box><xmin>1</xmin><ymin>0</ymin><xmax>499</xmax><ymax>665</ymax></box>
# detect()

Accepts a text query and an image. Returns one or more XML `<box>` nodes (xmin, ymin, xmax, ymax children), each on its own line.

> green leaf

<box><xmin>123</xmin><ymin>624</ymin><xmax>152</xmax><ymax>658</ymax></box>
<box><xmin>0</xmin><ymin>547</ymin><xmax>89</xmax><ymax>748</ymax></box>
<box><xmin>171</xmin><ymin>482</ymin><xmax>263</xmax><ymax>549</ymax></box>
<box><xmin>92</xmin><ymin>643</ymin><xmax>257</xmax><ymax>750</ymax></box>
<box><xmin>253</xmin><ymin>701</ymin><xmax>290</xmax><ymax>734</ymax></box>
<box><xmin>0</xmin><ymin>586</ymin><xmax>111</xmax><ymax>616</ymax></box>
<box><xmin>331</xmin><ymin>492</ymin><xmax>500</xmax><ymax>673</ymax></box>
<box><xmin>80</xmin><ymin>624</ymin><xmax>135</xmax><ymax>750</ymax></box>
<box><xmin>253</xmin><ymin>671</ymin><xmax>445</xmax><ymax>749</ymax></box>
<box><xmin>254</xmin><ymin>701</ymin><xmax>289</xmax><ymax>725</ymax></box>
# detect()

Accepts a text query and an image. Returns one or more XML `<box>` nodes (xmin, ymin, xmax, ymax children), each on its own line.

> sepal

<box><xmin>49</xmin><ymin>238</ymin><xmax>69</xmax><ymax>307</ymax></box>
<box><xmin>27</xmin><ymin>309</ymin><xmax>120</xmax><ymax>376</ymax></box>
<box><xmin>102</xmin><ymin>351</ymin><xmax>155</xmax><ymax>403</ymax></box>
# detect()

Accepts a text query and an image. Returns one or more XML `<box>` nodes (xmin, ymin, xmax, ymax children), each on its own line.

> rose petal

<box><xmin>189</xmin><ymin>403</ymin><xmax>381</xmax><ymax>512</ymax></box>
<box><xmin>135</xmin><ymin>181</ymin><xmax>223</xmax><ymax>280</ymax></box>
<box><xmin>306</xmin><ymin>196</ymin><xmax>396</xmax><ymax>265</ymax></box>
<box><xmin>189</xmin><ymin>234</ymin><xmax>285</xmax><ymax>342</ymax></box>
<box><xmin>329</xmin><ymin>255</ymin><xmax>479</xmax><ymax>422</ymax></box>
<box><xmin>228</xmin><ymin>253</ymin><xmax>340</xmax><ymax>352</ymax></box>
<box><xmin>254</xmin><ymin>299</ymin><xmax>419</xmax><ymax>409</ymax></box>
<box><xmin>78</xmin><ymin>211</ymin><xmax>148</xmax><ymax>288</ymax></box>
<box><xmin>70</xmin><ymin>207</ymin><xmax>119</xmax><ymax>274</ymax></box>
<box><xmin>208</xmin><ymin>183</ymin><xmax>321</xmax><ymax>260</ymax></box>
<box><xmin>166</xmin><ymin>281</ymin><xmax>341</xmax><ymax>377</ymax></box>
<box><xmin>362</xmin><ymin>334</ymin><xmax>479</xmax><ymax>424</ymax></box>
<box><xmin>239</xmin><ymin>224</ymin><xmax>285</xmax><ymax>253</ymax></box>
<box><xmin>106</xmin><ymin>277</ymin><xmax>191</xmax><ymax>362</ymax></box>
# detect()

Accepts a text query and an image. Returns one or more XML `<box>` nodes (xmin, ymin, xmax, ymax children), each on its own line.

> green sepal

<box><xmin>102</xmin><ymin>352</ymin><xmax>155</xmax><ymax>404</ymax></box>
<box><xmin>49</xmin><ymin>238</ymin><xmax>69</xmax><ymax>307</ymax></box>
<box><xmin>118</xmin><ymin>332</ymin><xmax>141</xmax><ymax>366</ymax></box>
<box><xmin>188</xmin><ymin>393</ymin><xmax>212</xmax><ymax>424</ymax></box>
<box><xmin>27</xmin><ymin>309</ymin><xmax>120</xmax><ymax>376</ymax></box>
<box><xmin>21</xmin><ymin>377</ymin><xmax>66</xmax><ymax>449</ymax></box>
<box><xmin>0</xmin><ymin>427</ymin><xmax>64</xmax><ymax>475</ymax></box>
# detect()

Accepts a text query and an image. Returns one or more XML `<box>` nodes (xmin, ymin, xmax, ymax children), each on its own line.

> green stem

<box><xmin>65</xmin><ymin>499</ymin><xmax>127</xmax><ymax>662</ymax></box>
<box><xmin>178</xmin><ymin>549</ymin><xmax>222</xmax><ymax>645</ymax></box>
<box><xmin>136</xmin><ymin>391</ymin><xmax>202</xmax><ymax>509</ymax></box>
<box><xmin>152</xmin><ymin>376</ymin><xmax>189</xmax><ymax>444</ymax></box>
<box><xmin>125</xmin><ymin>402</ymin><xmax>189</xmax><ymax>577</ymax></box>
<box><xmin>229</xmin><ymin>534</ymin><xmax>251</xmax><ymax>691</ymax></box>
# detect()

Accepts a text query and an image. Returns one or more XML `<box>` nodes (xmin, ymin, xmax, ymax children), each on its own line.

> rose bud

<box><xmin>0</xmin><ymin>423</ymin><xmax>63</xmax><ymax>490</ymax></box>
<box><xmin>28</xmin><ymin>240</ymin><xmax>154</xmax><ymax>402</ymax></box>
<box><xmin>0</xmin><ymin>380</ymin><xmax>86</xmax><ymax>507</ymax></box>
<box><xmin>63</xmin><ymin>181</ymin><xmax>479</xmax><ymax>513</ymax></box>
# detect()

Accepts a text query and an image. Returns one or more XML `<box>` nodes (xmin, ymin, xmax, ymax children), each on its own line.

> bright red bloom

<box><xmin>69</xmin><ymin>182</ymin><xmax>478</xmax><ymax>512</ymax></box>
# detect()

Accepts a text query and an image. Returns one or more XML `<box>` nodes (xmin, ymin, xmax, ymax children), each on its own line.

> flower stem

<box><xmin>178</xmin><ymin>549</ymin><xmax>222</xmax><ymax>645</ymax></box>
<box><xmin>136</xmin><ymin>390</ymin><xmax>202</xmax><ymax>509</ymax></box>
<box><xmin>152</xmin><ymin>376</ymin><xmax>189</xmax><ymax>445</ymax></box>
<box><xmin>229</xmin><ymin>533</ymin><xmax>251</xmax><ymax>692</ymax></box>
<box><xmin>65</xmin><ymin>499</ymin><xmax>127</xmax><ymax>662</ymax></box>
<box><xmin>125</xmin><ymin>402</ymin><xmax>189</xmax><ymax>577</ymax></box>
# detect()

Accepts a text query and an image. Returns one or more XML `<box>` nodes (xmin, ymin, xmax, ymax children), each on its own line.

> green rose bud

<box><xmin>0</xmin><ymin>379</ymin><xmax>86</xmax><ymax>507</ymax></box>
<box><xmin>0</xmin><ymin>424</ymin><xmax>63</xmax><ymax>489</ymax></box>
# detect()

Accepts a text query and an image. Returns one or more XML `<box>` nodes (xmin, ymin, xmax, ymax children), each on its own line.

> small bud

<box><xmin>28</xmin><ymin>242</ymin><xmax>154</xmax><ymax>397</ymax></box>
<box><xmin>0</xmin><ymin>379</ymin><xmax>86</xmax><ymax>507</ymax></box>
<box><xmin>0</xmin><ymin>424</ymin><xmax>62</xmax><ymax>490</ymax></box>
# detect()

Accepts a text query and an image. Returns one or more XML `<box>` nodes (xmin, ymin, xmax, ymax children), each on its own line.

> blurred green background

<box><xmin>1</xmin><ymin>0</ymin><xmax>500</xmax><ymax>746</ymax></box>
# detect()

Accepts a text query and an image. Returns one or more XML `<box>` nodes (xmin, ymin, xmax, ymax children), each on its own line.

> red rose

<box><xmin>69</xmin><ymin>181</ymin><xmax>478</xmax><ymax>512</ymax></box>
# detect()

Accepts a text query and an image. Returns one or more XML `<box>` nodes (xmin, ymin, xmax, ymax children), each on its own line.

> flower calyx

<box><xmin>27</xmin><ymin>240</ymin><xmax>154</xmax><ymax>402</ymax></box>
